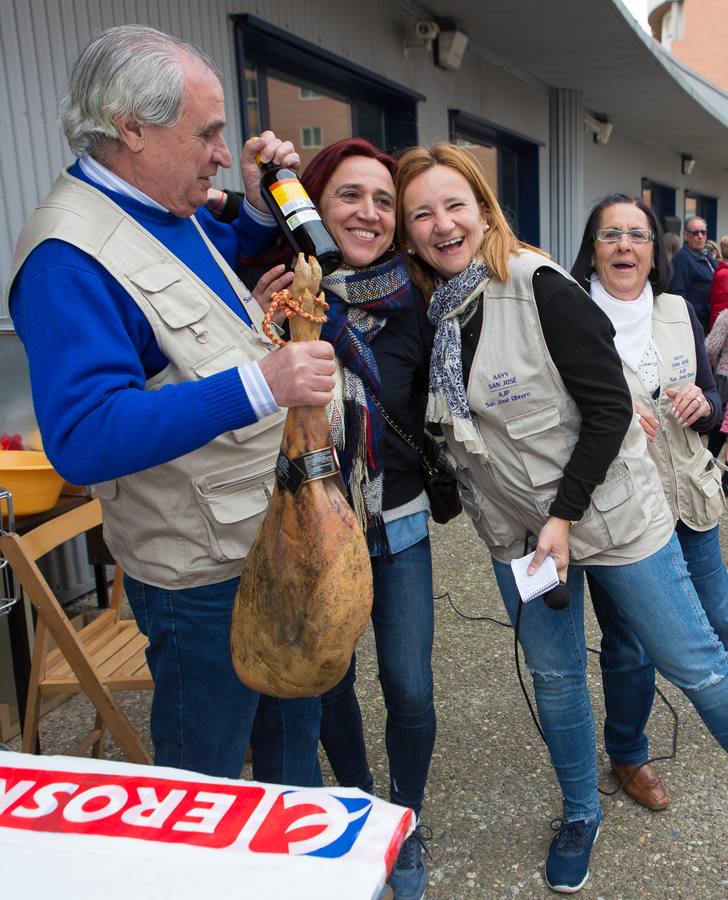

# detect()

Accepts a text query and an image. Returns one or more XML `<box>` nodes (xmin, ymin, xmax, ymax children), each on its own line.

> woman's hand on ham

<box><xmin>633</xmin><ymin>400</ymin><xmax>658</xmax><ymax>442</ymax></box>
<box><xmin>665</xmin><ymin>383</ymin><xmax>710</xmax><ymax>427</ymax></box>
<box><xmin>241</xmin><ymin>130</ymin><xmax>300</xmax><ymax>214</ymax></box>
<box><xmin>528</xmin><ymin>516</ymin><xmax>571</xmax><ymax>583</ymax></box>
<box><xmin>259</xmin><ymin>341</ymin><xmax>335</xmax><ymax>407</ymax></box>
<box><xmin>253</xmin><ymin>265</ymin><xmax>294</xmax><ymax>324</ymax></box>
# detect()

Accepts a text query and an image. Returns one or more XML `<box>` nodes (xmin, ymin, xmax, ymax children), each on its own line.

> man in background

<box><xmin>670</xmin><ymin>215</ymin><xmax>717</xmax><ymax>333</ymax></box>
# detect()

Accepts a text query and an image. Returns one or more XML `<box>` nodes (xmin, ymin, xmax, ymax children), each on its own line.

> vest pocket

<box><xmin>128</xmin><ymin>264</ymin><xmax>210</xmax><ymax>328</ymax></box>
<box><xmin>458</xmin><ymin>480</ymin><xmax>493</xmax><ymax>544</ymax></box>
<box><xmin>192</xmin><ymin>462</ymin><xmax>275</xmax><ymax>561</ymax></box>
<box><xmin>687</xmin><ymin>450</ymin><xmax>725</xmax><ymax>526</ymax></box>
<box><xmin>567</xmin><ymin>460</ymin><xmax>647</xmax><ymax>560</ymax></box>
<box><xmin>457</xmin><ymin>472</ymin><xmax>517</xmax><ymax>546</ymax></box>
<box><xmin>504</xmin><ymin>404</ymin><xmax>569</xmax><ymax>487</ymax></box>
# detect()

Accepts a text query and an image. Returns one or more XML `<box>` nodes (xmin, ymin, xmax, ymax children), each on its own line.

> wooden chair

<box><xmin>0</xmin><ymin>498</ymin><xmax>152</xmax><ymax>763</ymax></box>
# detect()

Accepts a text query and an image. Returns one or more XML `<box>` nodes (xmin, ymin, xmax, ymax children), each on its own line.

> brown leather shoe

<box><xmin>610</xmin><ymin>760</ymin><xmax>669</xmax><ymax>810</ymax></box>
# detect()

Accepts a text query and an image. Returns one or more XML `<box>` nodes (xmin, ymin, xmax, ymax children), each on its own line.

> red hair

<box><xmin>301</xmin><ymin>138</ymin><xmax>398</xmax><ymax>205</ymax></box>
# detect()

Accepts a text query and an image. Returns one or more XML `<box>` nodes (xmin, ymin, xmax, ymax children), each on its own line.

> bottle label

<box><xmin>287</xmin><ymin>208</ymin><xmax>322</xmax><ymax>229</ymax></box>
<box><xmin>270</xmin><ymin>178</ymin><xmax>315</xmax><ymax>217</ymax></box>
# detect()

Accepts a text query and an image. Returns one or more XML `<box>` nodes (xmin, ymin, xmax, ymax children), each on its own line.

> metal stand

<box><xmin>0</xmin><ymin>488</ymin><xmax>35</xmax><ymax>747</ymax></box>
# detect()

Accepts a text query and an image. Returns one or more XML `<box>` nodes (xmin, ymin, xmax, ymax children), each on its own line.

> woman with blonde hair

<box><xmin>396</xmin><ymin>142</ymin><xmax>728</xmax><ymax>895</ymax></box>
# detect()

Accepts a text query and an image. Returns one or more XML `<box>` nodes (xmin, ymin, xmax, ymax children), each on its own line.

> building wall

<box><xmin>584</xmin><ymin>126</ymin><xmax>728</xmax><ymax>242</ymax></box>
<box><xmin>1</xmin><ymin>0</ymin><xmax>725</xmax><ymax>327</ymax></box>
<box><xmin>654</xmin><ymin>0</ymin><xmax>728</xmax><ymax>91</ymax></box>
<box><xmin>0</xmin><ymin>0</ymin><xmax>554</xmax><ymax>324</ymax></box>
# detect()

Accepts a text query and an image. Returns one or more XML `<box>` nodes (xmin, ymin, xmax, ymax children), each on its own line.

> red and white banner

<box><xmin>0</xmin><ymin>751</ymin><xmax>414</xmax><ymax>899</ymax></box>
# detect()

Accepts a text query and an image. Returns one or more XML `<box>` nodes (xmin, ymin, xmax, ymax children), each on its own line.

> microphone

<box><xmin>543</xmin><ymin>581</ymin><xmax>571</xmax><ymax>611</ymax></box>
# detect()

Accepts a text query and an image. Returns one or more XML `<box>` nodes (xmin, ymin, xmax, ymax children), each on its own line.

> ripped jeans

<box><xmin>590</xmin><ymin>520</ymin><xmax>728</xmax><ymax>764</ymax></box>
<box><xmin>491</xmin><ymin>532</ymin><xmax>728</xmax><ymax>822</ymax></box>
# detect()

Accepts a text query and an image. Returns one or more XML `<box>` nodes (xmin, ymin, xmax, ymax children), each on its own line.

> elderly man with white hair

<box><xmin>6</xmin><ymin>25</ymin><xmax>335</xmax><ymax>783</ymax></box>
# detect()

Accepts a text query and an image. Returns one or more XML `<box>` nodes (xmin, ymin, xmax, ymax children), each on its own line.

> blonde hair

<box><xmin>395</xmin><ymin>142</ymin><xmax>545</xmax><ymax>297</ymax></box>
<box><xmin>720</xmin><ymin>235</ymin><xmax>728</xmax><ymax>259</ymax></box>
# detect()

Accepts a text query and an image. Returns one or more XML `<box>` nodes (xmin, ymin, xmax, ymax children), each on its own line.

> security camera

<box><xmin>403</xmin><ymin>20</ymin><xmax>440</xmax><ymax>58</ymax></box>
<box><xmin>415</xmin><ymin>20</ymin><xmax>440</xmax><ymax>40</ymax></box>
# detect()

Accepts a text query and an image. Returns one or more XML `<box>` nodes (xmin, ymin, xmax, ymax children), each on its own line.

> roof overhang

<box><xmin>420</xmin><ymin>0</ymin><xmax>728</xmax><ymax>171</ymax></box>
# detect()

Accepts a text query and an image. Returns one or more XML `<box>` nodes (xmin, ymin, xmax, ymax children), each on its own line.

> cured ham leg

<box><xmin>231</xmin><ymin>254</ymin><xmax>373</xmax><ymax>698</ymax></box>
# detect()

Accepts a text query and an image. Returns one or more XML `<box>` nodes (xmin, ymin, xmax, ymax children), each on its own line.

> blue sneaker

<box><xmin>545</xmin><ymin>811</ymin><xmax>601</xmax><ymax>893</ymax></box>
<box><xmin>388</xmin><ymin>824</ymin><xmax>431</xmax><ymax>899</ymax></box>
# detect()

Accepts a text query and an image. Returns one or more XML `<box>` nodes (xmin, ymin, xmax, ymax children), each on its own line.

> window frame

<box><xmin>449</xmin><ymin>109</ymin><xmax>542</xmax><ymax>247</ymax></box>
<box><xmin>641</xmin><ymin>177</ymin><xmax>678</xmax><ymax>234</ymax></box>
<box><xmin>300</xmin><ymin>126</ymin><xmax>323</xmax><ymax>149</ymax></box>
<box><xmin>684</xmin><ymin>190</ymin><xmax>718</xmax><ymax>240</ymax></box>
<box><xmin>232</xmin><ymin>14</ymin><xmax>422</xmax><ymax>153</ymax></box>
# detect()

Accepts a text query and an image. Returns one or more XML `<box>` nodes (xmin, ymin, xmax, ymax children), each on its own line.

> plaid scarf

<box><xmin>427</xmin><ymin>258</ymin><xmax>490</xmax><ymax>458</ymax></box>
<box><xmin>321</xmin><ymin>253</ymin><xmax>415</xmax><ymax>556</ymax></box>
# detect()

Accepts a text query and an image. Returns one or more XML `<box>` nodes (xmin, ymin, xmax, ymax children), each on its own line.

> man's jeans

<box><xmin>590</xmin><ymin>521</ymin><xmax>728</xmax><ymax>763</ymax></box>
<box><xmin>492</xmin><ymin>532</ymin><xmax>728</xmax><ymax>822</ymax></box>
<box><xmin>125</xmin><ymin>574</ymin><xmax>321</xmax><ymax>784</ymax></box>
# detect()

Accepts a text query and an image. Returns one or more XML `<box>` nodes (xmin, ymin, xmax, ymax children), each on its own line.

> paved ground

<box><xmin>9</xmin><ymin>513</ymin><xmax>727</xmax><ymax>898</ymax></box>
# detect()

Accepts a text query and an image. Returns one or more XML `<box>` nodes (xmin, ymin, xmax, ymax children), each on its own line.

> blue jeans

<box><xmin>254</xmin><ymin>536</ymin><xmax>436</xmax><ymax>815</ymax></box>
<box><xmin>318</xmin><ymin>653</ymin><xmax>375</xmax><ymax>795</ymax></box>
<box><xmin>333</xmin><ymin>535</ymin><xmax>436</xmax><ymax>815</ymax></box>
<box><xmin>492</xmin><ymin>532</ymin><xmax>728</xmax><ymax>822</ymax></box>
<box><xmin>125</xmin><ymin>574</ymin><xmax>322</xmax><ymax>783</ymax></box>
<box><xmin>591</xmin><ymin>521</ymin><xmax>728</xmax><ymax>763</ymax></box>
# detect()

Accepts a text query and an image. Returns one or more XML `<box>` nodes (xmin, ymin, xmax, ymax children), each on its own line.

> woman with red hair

<box><xmin>252</xmin><ymin>138</ymin><xmax>435</xmax><ymax>900</ymax></box>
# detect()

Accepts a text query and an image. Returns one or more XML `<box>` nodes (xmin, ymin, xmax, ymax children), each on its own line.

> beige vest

<box><xmin>7</xmin><ymin>170</ymin><xmax>285</xmax><ymax>588</ymax></box>
<box><xmin>442</xmin><ymin>250</ymin><xmax>673</xmax><ymax>565</ymax></box>
<box><xmin>622</xmin><ymin>292</ymin><xmax>725</xmax><ymax>531</ymax></box>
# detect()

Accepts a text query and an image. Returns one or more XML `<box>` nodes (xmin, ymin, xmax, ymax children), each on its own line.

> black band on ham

<box><xmin>275</xmin><ymin>446</ymin><xmax>340</xmax><ymax>495</ymax></box>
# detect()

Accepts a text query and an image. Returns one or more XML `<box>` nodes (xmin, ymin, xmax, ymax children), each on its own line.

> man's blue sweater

<box><xmin>10</xmin><ymin>163</ymin><xmax>275</xmax><ymax>485</ymax></box>
<box><xmin>670</xmin><ymin>245</ymin><xmax>716</xmax><ymax>333</ymax></box>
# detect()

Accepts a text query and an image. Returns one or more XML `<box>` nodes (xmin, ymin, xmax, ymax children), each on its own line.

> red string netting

<box><xmin>262</xmin><ymin>288</ymin><xmax>329</xmax><ymax>347</ymax></box>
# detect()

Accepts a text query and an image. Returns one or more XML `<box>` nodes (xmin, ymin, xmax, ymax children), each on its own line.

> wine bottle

<box><xmin>257</xmin><ymin>159</ymin><xmax>342</xmax><ymax>275</ymax></box>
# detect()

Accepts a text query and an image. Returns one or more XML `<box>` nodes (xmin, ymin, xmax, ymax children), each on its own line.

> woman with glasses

<box><xmin>571</xmin><ymin>194</ymin><xmax>728</xmax><ymax>814</ymax></box>
<box><xmin>395</xmin><ymin>144</ymin><xmax>728</xmax><ymax>894</ymax></box>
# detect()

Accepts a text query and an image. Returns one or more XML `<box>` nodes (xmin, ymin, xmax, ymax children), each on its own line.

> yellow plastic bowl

<box><xmin>0</xmin><ymin>450</ymin><xmax>65</xmax><ymax>517</ymax></box>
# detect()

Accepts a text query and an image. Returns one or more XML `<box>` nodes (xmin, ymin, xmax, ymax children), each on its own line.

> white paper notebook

<box><xmin>510</xmin><ymin>550</ymin><xmax>560</xmax><ymax>603</ymax></box>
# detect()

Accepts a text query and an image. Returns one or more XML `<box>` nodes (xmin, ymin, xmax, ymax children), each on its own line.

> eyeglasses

<box><xmin>594</xmin><ymin>228</ymin><xmax>654</xmax><ymax>244</ymax></box>
<box><xmin>687</xmin><ymin>229</ymin><xmax>707</xmax><ymax>235</ymax></box>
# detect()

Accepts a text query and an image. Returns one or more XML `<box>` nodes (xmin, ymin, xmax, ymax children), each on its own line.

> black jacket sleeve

<box><xmin>212</xmin><ymin>190</ymin><xmax>244</xmax><ymax>224</ymax></box>
<box><xmin>532</xmin><ymin>267</ymin><xmax>633</xmax><ymax>521</ymax></box>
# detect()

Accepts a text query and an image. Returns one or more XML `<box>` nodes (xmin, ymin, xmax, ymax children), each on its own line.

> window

<box><xmin>450</xmin><ymin>110</ymin><xmax>541</xmax><ymax>247</ymax></box>
<box><xmin>684</xmin><ymin>191</ymin><xmax>717</xmax><ymax>239</ymax></box>
<box><xmin>641</xmin><ymin>178</ymin><xmax>677</xmax><ymax>234</ymax></box>
<box><xmin>301</xmin><ymin>126</ymin><xmax>323</xmax><ymax>148</ymax></box>
<box><xmin>233</xmin><ymin>14</ymin><xmax>422</xmax><ymax>166</ymax></box>
<box><xmin>660</xmin><ymin>1</ymin><xmax>684</xmax><ymax>50</ymax></box>
<box><xmin>244</xmin><ymin>66</ymin><xmax>260</xmax><ymax>136</ymax></box>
